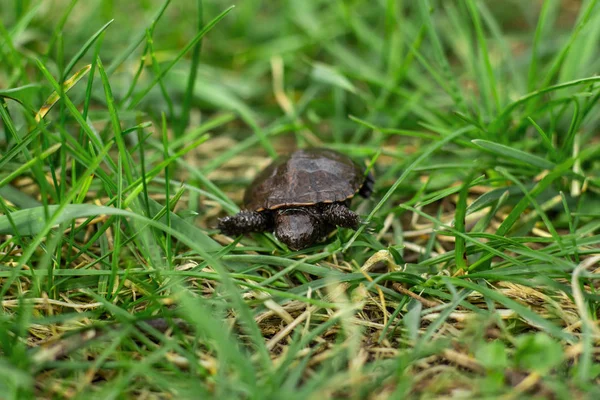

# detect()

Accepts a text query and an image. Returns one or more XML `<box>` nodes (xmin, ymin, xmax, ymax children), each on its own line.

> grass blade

<box><xmin>35</xmin><ymin>64</ymin><xmax>92</xmax><ymax>122</ymax></box>
<box><xmin>128</xmin><ymin>6</ymin><xmax>235</xmax><ymax>109</ymax></box>
<box><xmin>472</xmin><ymin>139</ymin><xmax>555</xmax><ymax>170</ymax></box>
<box><xmin>61</xmin><ymin>19</ymin><xmax>113</xmax><ymax>80</ymax></box>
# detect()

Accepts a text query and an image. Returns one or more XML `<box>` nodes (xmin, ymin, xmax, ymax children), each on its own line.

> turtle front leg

<box><xmin>218</xmin><ymin>211</ymin><xmax>272</xmax><ymax>236</ymax></box>
<box><xmin>321</xmin><ymin>203</ymin><xmax>360</xmax><ymax>230</ymax></box>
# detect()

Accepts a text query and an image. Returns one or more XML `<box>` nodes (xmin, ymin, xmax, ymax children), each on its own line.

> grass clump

<box><xmin>1</xmin><ymin>0</ymin><xmax>600</xmax><ymax>398</ymax></box>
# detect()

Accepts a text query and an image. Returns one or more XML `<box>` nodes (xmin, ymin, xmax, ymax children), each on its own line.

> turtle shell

<box><xmin>244</xmin><ymin>148</ymin><xmax>366</xmax><ymax>211</ymax></box>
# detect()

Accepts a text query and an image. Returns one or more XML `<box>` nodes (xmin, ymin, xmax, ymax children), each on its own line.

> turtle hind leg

<box><xmin>321</xmin><ymin>203</ymin><xmax>360</xmax><ymax>230</ymax></box>
<box><xmin>359</xmin><ymin>172</ymin><xmax>374</xmax><ymax>198</ymax></box>
<box><xmin>218</xmin><ymin>210</ymin><xmax>272</xmax><ymax>236</ymax></box>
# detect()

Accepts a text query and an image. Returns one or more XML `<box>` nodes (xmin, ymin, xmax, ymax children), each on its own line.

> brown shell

<box><xmin>244</xmin><ymin>148</ymin><xmax>365</xmax><ymax>211</ymax></box>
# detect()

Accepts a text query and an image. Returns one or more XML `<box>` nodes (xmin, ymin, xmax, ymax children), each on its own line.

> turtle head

<box><xmin>274</xmin><ymin>208</ymin><xmax>321</xmax><ymax>250</ymax></box>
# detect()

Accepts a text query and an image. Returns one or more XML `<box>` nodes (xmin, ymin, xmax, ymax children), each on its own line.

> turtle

<box><xmin>218</xmin><ymin>148</ymin><xmax>374</xmax><ymax>250</ymax></box>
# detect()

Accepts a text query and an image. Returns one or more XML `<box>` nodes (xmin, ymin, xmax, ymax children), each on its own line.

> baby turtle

<box><xmin>218</xmin><ymin>148</ymin><xmax>373</xmax><ymax>250</ymax></box>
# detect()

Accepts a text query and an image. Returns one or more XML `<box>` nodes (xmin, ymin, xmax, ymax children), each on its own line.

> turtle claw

<box><xmin>358</xmin><ymin>218</ymin><xmax>377</xmax><ymax>234</ymax></box>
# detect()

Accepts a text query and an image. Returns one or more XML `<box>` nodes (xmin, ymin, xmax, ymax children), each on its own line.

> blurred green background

<box><xmin>2</xmin><ymin>0</ymin><xmax>595</xmax><ymax>147</ymax></box>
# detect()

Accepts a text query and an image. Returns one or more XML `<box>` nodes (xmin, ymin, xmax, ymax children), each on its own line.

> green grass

<box><xmin>1</xmin><ymin>0</ymin><xmax>600</xmax><ymax>398</ymax></box>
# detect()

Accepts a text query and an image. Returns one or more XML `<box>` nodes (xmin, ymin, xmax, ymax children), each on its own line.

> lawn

<box><xmin>1</xmin><ymin>0</ymin><xmax>600</xmax><ymax>398</ymax></box>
